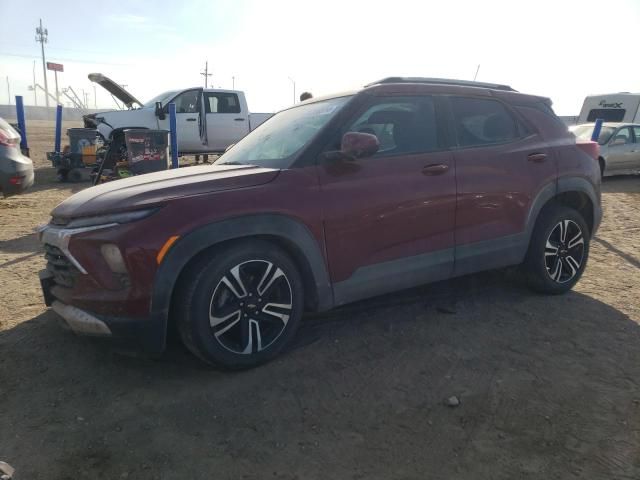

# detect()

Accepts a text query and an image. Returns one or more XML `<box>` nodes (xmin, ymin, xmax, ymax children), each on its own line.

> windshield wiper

<box><xmin>218</xmin><ymin>161</ymin><xmax>253</xmax><ymax>166</ymax></box>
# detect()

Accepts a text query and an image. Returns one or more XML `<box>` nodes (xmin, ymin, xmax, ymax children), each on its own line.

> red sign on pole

<box><xmin>46</xmin><ymin>62</ymin><xmax>64</xmax><ymax>72</ymax></box>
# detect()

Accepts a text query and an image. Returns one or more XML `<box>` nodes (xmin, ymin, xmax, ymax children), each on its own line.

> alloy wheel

<box><xmin>544</xmin><ymin>220</ymin><xmax>585</xmax><ymax>284</ymax></box>
<box><xmin>209</xmin><ymin>260</ymin><xmax>293</xmax><ymax>354</ymax></box>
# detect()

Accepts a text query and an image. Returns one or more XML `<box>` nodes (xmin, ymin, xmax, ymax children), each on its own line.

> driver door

<box><xmin>160</xmin><ymin>89</ymin><xmax>205</xmax><ymax>153</ymax></box>
<box><xmin>317</xmin><ymin>95</ymin><xmax>456</xmax><ymax>305</ymax></box>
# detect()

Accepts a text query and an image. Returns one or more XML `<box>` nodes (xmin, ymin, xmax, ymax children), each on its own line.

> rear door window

<box><xmin>450</xmin><ymin>97</ymin><xmax>520</xmax><ymax>147</ymax></box>
<box><xmin>205</xmin><ymin>92</ymin><xmax>241</xmax><ymax>114</ymax></box>
<box><xmin>633</xmin><ymin>127</ymin><xmax>640</xmax><ymax>143</ymax></box>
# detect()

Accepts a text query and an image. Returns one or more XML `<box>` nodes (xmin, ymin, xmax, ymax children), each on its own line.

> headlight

<box><xmin>65</xmin><ymin>208</ymin><xmax>158</xmax><ymax>229</ymax></box>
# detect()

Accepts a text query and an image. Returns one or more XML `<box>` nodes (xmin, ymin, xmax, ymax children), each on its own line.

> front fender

<box><xmin>147</xmin><ymin>214</ymin><xmax>333</xmax><ymax>352</ymax></box>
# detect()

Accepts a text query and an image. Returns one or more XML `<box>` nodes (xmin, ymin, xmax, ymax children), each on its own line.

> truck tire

<box><xmin>523</xmin><ymin>203</ymin><xmax>590</xmax><ymax>294</ymax></box>
<box><xmin>175</xmin><ymin>239</ymin><xmax>304</xmax><ymax>369</ymax></box>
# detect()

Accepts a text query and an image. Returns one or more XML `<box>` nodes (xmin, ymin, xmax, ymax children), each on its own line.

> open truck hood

<box><xmin>88</xmin><ymin>73</ymin><xmax>143</xmax><ymax>109</ymax></box>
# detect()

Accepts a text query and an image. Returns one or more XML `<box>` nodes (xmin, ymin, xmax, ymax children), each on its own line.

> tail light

<box><xmin>576</xmin><ymin>140</ymin><xmax>599</xmax><ymax>160</ymax></box>
<box><xmin>9</xmin><ymin>175</ymin><xmax>24</xmax><ymax>185</ymax></box>
<box><xmin>0</xmin><ymin>127</ymin><xmax>20</xmax><ymax>148</ymax></box>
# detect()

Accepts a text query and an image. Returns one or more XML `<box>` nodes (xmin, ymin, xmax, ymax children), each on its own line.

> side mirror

<box><xmin>341</xmin><ymin>131</ymin><xmax>380</xmax><ymax>159</ymax></box>
<box><xmin>155</xmin><ymin>102</ymin><xmax>166</xmax><ymax>120</ymax></box>
<box><xmin>322</xmin><ymin>131</ymin><xmax>380</xmax><ymax>163</ymax></box>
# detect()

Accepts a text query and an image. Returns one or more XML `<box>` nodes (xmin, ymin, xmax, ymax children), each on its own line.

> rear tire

<box><xmin>523</xmin><ymin>204</ymin><xmax>590</xmax><ymax>294</ymax></box>
<box><xmin>175</xmin><ymin>240</ymin><xmax>304</xmax><ymax>369</ymax></box>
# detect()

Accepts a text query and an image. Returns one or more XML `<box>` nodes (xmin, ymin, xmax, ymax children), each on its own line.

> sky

<box><xmin>1</xmin><ymin>0</ymin><xmax>639</xmax><ymax>115</ymax></box>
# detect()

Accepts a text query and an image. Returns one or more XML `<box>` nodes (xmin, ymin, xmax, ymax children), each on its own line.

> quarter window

<box><xmin>633</xmin><ymin>127</ymin><xmax>640</xmax><ymax>143</ymax></box>
<box><xmin>205</xmin><ymin>93</ymin><xmax>241</xmax><ymax>114</ymax></box>
<box><xmin>451</xmin><ymin>97</ymin><xmax>520</xmax><ymax>147</ymax></box>
<box><xmin>346</xmin><ymin>96</ymin><xmax>440</xmax><ymax>156</ymax></box>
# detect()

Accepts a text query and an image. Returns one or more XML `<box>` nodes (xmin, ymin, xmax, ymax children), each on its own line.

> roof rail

<box><xmin>365</xmin><ymin>77</ymin><xmax>516</xmax><ymax>92</ymax></box>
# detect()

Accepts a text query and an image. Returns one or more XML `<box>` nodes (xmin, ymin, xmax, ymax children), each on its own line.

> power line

<box><xmin>0</xmin><ymin>51</ymin><xmax>130</xmax><ymax>66</ymax></box>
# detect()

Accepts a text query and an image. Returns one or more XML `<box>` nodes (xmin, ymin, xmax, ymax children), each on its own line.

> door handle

<box><xmin>186</xmin><ymin>118</ymin><xmax>197</xmax><ymax>122</ymax></box>
<box><xmin>422</xmin><ymin>164</ymin><xmax>449</xmax><ymax>176</ymax></box>
<box><xmin>527</xmin><ymin>153</ymin><xmax>547</xmax><ymax>163</ymax></box>
<box><xmin>234</xmin><ymin>118</ymin><xmax>246</xmax><ymax>122</ymax></box>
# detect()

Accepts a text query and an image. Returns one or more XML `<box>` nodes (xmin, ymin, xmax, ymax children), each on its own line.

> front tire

<box><xmin>175</xmin><ymin>240</ymin><xmax>304</xmax><ymax>369</ymax></box>
<box><xmin>523</xmin><ymin>204</ymin><xmax>590</xmax><ymax>294</ymax></box>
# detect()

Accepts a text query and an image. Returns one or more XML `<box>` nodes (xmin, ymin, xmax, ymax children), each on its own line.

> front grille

<box><xmin>44</xmin><ymin>244</ymin><xmax>77</xmax><ymax>288</ymax></box>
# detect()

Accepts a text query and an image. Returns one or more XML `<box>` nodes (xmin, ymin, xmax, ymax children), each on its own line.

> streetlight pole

<box><xmin>288</xmin><ymin>77</ymin><xmax>296</xmax><ymax>104</ymax></box>
<box><xmin>35</xmin><ymin>19</ymin><xmax>50</xmax><ymax>110</ymax></box>
<box><xmin>6</xmin><ymin>76</ymin><xmax>10</xmax><ymax>105</ymax></box>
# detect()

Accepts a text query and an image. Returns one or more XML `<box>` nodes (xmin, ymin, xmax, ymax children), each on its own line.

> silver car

<box><xmin>0</xmin><ymin>117</ymin><xmax>34</xmax><ymax>198</ymax></box>
<box><xmin>573</xmin><ymin>122</ymin><xmax>640</xmax><ymax>177</ymax></box>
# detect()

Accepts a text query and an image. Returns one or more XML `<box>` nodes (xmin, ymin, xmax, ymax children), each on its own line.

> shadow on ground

<box><xmin>1</xmin><ymin>271</ymin><xmax>639</xmax><ymax>480</ymax></box>
<box><xmin>601</xmin><ymin>175</ymin><xmax>640</xmax><ymax>194</ymax></box>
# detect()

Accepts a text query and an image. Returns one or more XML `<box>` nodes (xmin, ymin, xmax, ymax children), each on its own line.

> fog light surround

<box><xmin>100</xmin><ymin>244</ymin><xmax>128</xmax><ymax>274</ymax></box>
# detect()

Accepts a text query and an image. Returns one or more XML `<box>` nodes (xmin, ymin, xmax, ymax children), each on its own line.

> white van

<box><xmin>577</xmin><ymin>93</ymin><xmax>640</xmax><ymax>124</ymax></box>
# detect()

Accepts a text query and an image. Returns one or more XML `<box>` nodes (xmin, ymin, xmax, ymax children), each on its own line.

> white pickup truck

<box><xmin>85</xmin><ymin>73</ymin><xmax>273</xmax><ymax>154</ymax></box>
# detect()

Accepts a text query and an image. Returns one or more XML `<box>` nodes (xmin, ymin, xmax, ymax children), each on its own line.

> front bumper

<box><xmin>38</xmin><ymin>222</ymin><xmax>166</xmax><ymax>352</ymax></box>
<box><xmin>41</xmin><ymin>269</ymin><xmax>165</xmax><ymax>351</ymax></box>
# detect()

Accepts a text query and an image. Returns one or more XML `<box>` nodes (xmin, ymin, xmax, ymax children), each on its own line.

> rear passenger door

<box><xmin>447</xmin><ymin>96</ymin><xmax>557</xmax><ymax>275</ymax></box>
<box><xmin>204</xmin><ymin>92</ymin><xmax>250</xmax><ymax>152</ymax></box>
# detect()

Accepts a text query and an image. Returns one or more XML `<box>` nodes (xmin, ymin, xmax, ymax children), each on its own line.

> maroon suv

<box><xmin>39</xmin><ymin>78</ymin><xmax>602</xmax><ymax>368</ymax></box>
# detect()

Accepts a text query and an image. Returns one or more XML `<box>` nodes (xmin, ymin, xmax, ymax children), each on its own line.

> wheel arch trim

<box><xmin>146</xmin><ymin>214</ymin><xmax>333</xmax><ymax>352</ymax></box>
<box><xmin>526</xmin><ymin>176</ymin><xmax>601</xmax><ymax>243</ymax></box>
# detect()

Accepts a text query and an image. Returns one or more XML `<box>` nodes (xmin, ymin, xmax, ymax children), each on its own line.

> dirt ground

<box><xmin>0</xmin><ymin>121</ymin><xmax>639</xmax><ymax>479</ymax></box>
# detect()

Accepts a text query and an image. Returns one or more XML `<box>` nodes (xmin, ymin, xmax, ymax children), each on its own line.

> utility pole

<box><xmin>200</xmin><ymin>61</ymin><xmax>212</xmax><ymax>88</ymax></box>
<box><xmin>232</xmin><ymin>76</ymin><xmax>235</xmax><ymax>90</ymax></box>
<box><xmin>32</xmin><ymin>61</ymin><xmax>37</xmax><ymax>106</ymax></box>
<box><xmin>35</xmin><ymin>19</ymin><xmax>50</xmax><ymax>110</ymax></box>
<box><xmin>6</xmin><ymin>76</ymin><xmax>10</xmax><ymax>105</ymax></box>
<box><xmin>288</xmin><ymin>77</ymin><xmax>296</xmax><ymax>104</ymax></box>
<box><xmin>93</xmin><ymin>85</ymin><xmax>97</xmax><ymax>109</ymax></box>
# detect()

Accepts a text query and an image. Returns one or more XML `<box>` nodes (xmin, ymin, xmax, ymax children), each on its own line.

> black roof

<box><xmin>366</xmin><ymin>77</ymin><xmax>516</xmax><ymax>92</ymax></box>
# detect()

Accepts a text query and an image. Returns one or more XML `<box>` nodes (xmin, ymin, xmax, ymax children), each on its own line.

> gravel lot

<box><xmin>1</xmin><ymin>121</ymin><xmax>639</xmax><ymax>479</ymax></box>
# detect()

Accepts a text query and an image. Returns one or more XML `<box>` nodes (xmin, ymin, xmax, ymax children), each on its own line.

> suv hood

<box><xmin>88</xmin><ymin>73</ymin><xmax>143</xmax><ymax>109</ymax></box>
<box><xmin>52</xmin><ymin>165</ymin><xmax>280</xmax><ymax>220</ymax></box>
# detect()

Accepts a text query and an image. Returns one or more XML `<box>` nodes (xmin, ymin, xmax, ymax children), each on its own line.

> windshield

<box><xmin>215</xmin><ymin>96</ymin><xmax>352</xmax><ymax>168</ymax></box>
<box><xmin>143</xmin><ymin>90</ymin><xmax>179</xmax><ymax>108</ymax></box>
<box><xmin>573</xmin><ymin>125</ymin><xmax>616</xmax><ymax>145</ymax></box>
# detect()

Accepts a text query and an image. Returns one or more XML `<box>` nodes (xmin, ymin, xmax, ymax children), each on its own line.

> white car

<box><xmin>573</xmin><ymin>122</ymin><xmax>640</xmax><ymax>177</ymax></box>
<box><xmin>86</xmin><ymin>73</ymin><xmax>273</xmax><ymax>155</ymax></box>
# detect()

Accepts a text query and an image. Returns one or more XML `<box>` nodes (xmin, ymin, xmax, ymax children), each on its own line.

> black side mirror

<box><xmin>155</xmin><ymin>102</ymin><xmax>166</xmax><ymax>120</ymax></box>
